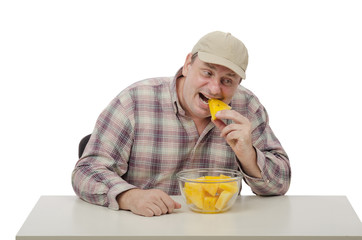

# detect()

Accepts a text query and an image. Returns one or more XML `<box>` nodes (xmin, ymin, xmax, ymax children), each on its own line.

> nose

<box><xmin>208</xmin><ymin>77</ymin><xmax>222</xmax><ymax>96</ymax></box>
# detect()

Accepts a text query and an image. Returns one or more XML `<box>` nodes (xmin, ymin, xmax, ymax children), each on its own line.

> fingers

<box><xmin>215</xmin><ymin>109</ymin><xmax>248</xmax><ymax>124</ymax></box>
<box><xmin>173</xmin><ymin>200</ymin><xmax>182</xmax><ymax>209</ymax></box>
<box><xmin>145</xmin><ymin>202</ymin><xmax>165</xmax><ymax>216</ymax></box>
<box><xmin>214</xmin><ymin>110</ymin><xmax>251</xmax><ymax>136</ymax></box>
<box><xmin>125</xmin><ymin>189</ymin><xmax>181</xmax><ymax>217</ymax></box>
<box><xmin>219</xmin><ymin>123</ymin><xmax>242</xmax><ymax>138</ymax></box>
<box><xmin>212</xmin><ymin>110</ymin><xmax>249</xmax><ymax>133</ymax></box>
<box><xmin>212</xmin><ymin>110</ymin><xmax>253</xmax><ymax>151</ymax></box>
<box><xmin>160</xmin><ymin>195</ymin><xmax>178</xmax><ymax>214</ymax></box>
<box><xmin>157</xmin><ymin>192</ymin><xmax>182</xmax><ymax>214</ymax></box>
<box><xmin>212</xmin><ymin>118</ymin><xmax>227</xmax><ymax>131</ymax></box>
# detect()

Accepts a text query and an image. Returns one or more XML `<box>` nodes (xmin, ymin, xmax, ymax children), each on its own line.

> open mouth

<box><xmin>199</xmin><ymin>93</ymin><xmax>210</xmax><ymax>105</ymax></box>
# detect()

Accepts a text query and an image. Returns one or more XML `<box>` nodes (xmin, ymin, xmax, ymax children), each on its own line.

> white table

<box><xmin>16</xmin><ymin>195</ymin><xmax>362</xmax><ymax>239</ymax></box>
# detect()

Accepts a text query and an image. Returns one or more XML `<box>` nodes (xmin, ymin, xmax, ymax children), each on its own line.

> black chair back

<box><xmin>78</xmin><ymin>134</ymin><xmax>91</xmax><ymax>158</ymax></box>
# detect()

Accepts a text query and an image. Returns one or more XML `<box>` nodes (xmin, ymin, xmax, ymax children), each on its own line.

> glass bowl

<box><xmin>176</xmin><ymin>168</ymin><xmax>242</xmax><ymax>213</ymax></box>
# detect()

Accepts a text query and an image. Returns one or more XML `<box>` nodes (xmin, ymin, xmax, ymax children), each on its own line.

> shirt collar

<box><xmin>170</xmin><ymin>67</ymin><xmax>186</xmax><ymax>116</ymax></box>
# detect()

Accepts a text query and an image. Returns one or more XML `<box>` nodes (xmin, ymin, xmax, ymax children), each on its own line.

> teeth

<box><xmin>199</xmin><ymin>93</ymin><xmax>209</xmax><ymax>104</ymax></box>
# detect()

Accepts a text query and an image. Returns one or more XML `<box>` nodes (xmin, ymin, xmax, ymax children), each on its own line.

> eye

<box><xmin>202</xmin><ymin>70</ymin><xmax>212</xmax><ymax>77</ymax></box>
<box><xmin>221</xmin><ymin>78</ymin><xmax>233</xmax><ymax>86</ymax></box>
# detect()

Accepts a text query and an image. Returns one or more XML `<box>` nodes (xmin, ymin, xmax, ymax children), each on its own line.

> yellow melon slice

<box><xmin>219</xmin><ymin>182</ymin><xmax>238</xmax><ymax>194</ymax></box>
<box><xmin>203</xmin><ymin>196</ymin><xmax>218</xmax><ymax>211</ymax></box>
<box><xmin>184</xmin><ymin>181</ymin><xmax>205</xmax><ymax>209</ymax></box>
<box><xmin>202</xmin><ymin>176</ymin><xmax>221</xmax><ymax>196</ymax></box>
<box><xmin>202</xmin><ymin>183</ymin><xmax>219</xmax><ymax>196</ymax></box>
<box><xmin>218</xmin><ymin>174</ymin><xmax>238</xmax><ymax>193</ymax></box>
<box><xmin>215</xmin><ymin>190</ymin><xmax>234</xmax><ymax>211</ymax></box>
<box><xmin>208</xmin><ymin>99</ymin><xmax>232</xmax><ymax>120</ymax></box>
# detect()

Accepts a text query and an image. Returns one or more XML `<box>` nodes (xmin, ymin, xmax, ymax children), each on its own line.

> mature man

<box><xmin>72</xmin><ymin>31</ymin><xmax>291</xmax><ymax>217</ymax></box>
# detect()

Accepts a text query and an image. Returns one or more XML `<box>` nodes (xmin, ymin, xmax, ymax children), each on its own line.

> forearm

<box><xmin>235</xmin><ymin>145</ymin><xmax>262</xmax><ymax>179</ymax></box>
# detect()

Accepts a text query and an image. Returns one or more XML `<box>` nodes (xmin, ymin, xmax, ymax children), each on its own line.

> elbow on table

<box><xmin>249</xmin><ymin>174</ymin><xmax>291</xmax><ymax>196</ymax></box>
<box><xmin>71</xmin><ymin>168</ymin><xmax>109</xmax><ymax>207</ymax></box>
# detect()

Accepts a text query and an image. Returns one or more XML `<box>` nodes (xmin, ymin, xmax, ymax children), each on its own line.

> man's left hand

<box><xmin>212</xmin><ymin>110</ymin><xmax>262</xmax><ymax>178</ymax></box>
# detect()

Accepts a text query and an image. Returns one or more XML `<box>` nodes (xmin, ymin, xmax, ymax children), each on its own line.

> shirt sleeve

<box><xmin>71</xmin><ymin>93</ymin><xmax>137</xmax><ymax>210</ymax></box>
<box><xmin>241</xmin><ymin>101</ymin><xmax>291</xmax><ymax>196</ymax></box>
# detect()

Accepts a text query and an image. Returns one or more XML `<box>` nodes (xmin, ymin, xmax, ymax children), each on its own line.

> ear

<box><xmin>182</xmin><ymin>53</ymin><xmax>193</xmax><ymax>77</ymax></box>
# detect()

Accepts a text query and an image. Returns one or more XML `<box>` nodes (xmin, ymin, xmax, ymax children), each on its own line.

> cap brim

<box><xmin>198</xmin><ymin>52</ymin><xmax>246</xmax><ymax>79</ymax></box>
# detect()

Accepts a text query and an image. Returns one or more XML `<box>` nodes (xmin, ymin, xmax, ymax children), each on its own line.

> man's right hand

<box><xmin>117</xmin><ymin>188</ymin><xmax>182</xmax><ymax>217</ymax></box>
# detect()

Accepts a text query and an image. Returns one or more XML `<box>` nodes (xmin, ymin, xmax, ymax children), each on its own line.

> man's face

<box><xmin>178</xmin><ymin>54</ymin><xmax>241</xmax><ymax>120</ymax></box>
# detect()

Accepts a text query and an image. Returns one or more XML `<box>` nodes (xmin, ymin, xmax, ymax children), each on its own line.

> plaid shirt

<box><xmin>72</xmin><ymin>69</ymin><xmax>291</xmax><ymax>210</ymax></box>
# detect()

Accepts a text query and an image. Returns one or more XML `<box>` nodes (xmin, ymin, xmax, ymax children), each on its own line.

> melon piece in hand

<box><xmin>208</xmin><ymin>99</ymin><xmax>231</xmax><ymax>120</ymax></box>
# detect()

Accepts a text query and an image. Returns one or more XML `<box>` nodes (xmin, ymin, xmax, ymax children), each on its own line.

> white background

<box><xmin>1</xmin><ymin>0</ymin><xmax>361</xmax><ymax>238</ymax></box>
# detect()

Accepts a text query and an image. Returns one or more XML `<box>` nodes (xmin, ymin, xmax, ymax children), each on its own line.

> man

<box><xmin>72</xmin><ymin>31</ymin><xmax>291</xmax><ymax>217</ymax></box>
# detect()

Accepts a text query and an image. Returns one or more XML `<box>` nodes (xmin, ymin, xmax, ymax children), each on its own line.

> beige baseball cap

<box><xmin>192</xmin><ymin>31</ymin><xmax>248</xmax><ymax>79</ymax></box>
